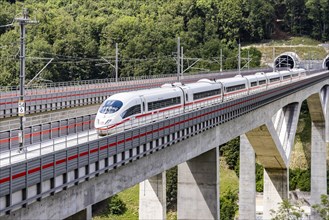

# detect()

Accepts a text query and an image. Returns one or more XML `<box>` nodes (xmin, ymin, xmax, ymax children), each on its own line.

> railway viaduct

<box><xmin>0</xmin><ymin>71</ymin><xmax>328</xmax><ymax>220</ymax></box>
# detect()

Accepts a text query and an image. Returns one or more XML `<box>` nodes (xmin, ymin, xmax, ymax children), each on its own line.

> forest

<box><xmin>1</xmin><ymin>1</ymin><xmax>328</xmax><ymax>218</ymax></box>
<box><xmin>0</xmin><ymin>0</ymin><xmax>329</xmax><ymax>86</ymax></box>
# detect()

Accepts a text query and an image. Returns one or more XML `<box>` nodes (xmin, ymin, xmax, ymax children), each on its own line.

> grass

<box><xmin>265</xmin><ymin>36</ymin><xmax>322</xmax><ymax>46</ymax></box>
<box><xmin>93</xmin><ymin>185</ymin><xmax>139</xmax><ymax>220</ymax></box>
<box><xmin>220</xmin><ymin>157</ymin><xmax>239</xmax><ymax>194</ymax></box>
<box><xmin>257</xmin><ymin>46</ymin><xmax>326</xmax><ymax>62</ymax></box>
<box><xmin>245</xmin><ymin>36</ymin><xmax>328</xmax><ymax>64</ymax></box>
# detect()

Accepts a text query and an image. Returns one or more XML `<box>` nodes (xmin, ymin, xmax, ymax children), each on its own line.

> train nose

<box><xmin>96</xmin><ymin>118</ymin><xmax>112</xmax><ymax>127</ymax></box>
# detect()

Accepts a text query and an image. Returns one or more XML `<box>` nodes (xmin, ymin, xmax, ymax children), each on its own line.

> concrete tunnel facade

<box><xmin>274</xmin><ymin>52</ymin><xmax>301</xmax><ymax>69</ymax></box>
<box><xmin>323</xmin><ymin>55</ymin><xmax>329</xmax><ymax>70</ymax></box>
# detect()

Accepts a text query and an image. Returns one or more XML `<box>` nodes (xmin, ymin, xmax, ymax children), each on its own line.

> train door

<box><xmin>182</xmin><ymin>87</ymin><xmax>188</xmax><ymax>112</ymax></box>
<box><xmin>176</xmin><ymin>86</ymin><xmax>188</xmax><ymax>112</ymax></box>
<box><xmin>185</xmin><ymin>89</ymin><xmax>192</xmax><ymax>111</ymax></box>
<box><xmin>139</xmin><ymin>95</ymin><xmax>147</xmax><ymax>124</ymax></box>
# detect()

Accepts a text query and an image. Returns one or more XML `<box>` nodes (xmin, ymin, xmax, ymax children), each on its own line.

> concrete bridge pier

<box><xmin>263</xmin><ymin>168</ymin><xmax>288</xmax><ymax>219</ymax></box>
<box><xmin>238</xmin><ymin>134</ymin><xmax>256</xmax><ymax>220</ymax></box>
<box><xmin>324</xmin><ymin>86</ymin><xmax>329</xmax><ymax>143</ymax></box>
<box><xmin>177</xmin><ymin>147</ymin><xmax>220</xmax><ymax>220</ymax></box>
<box><xmin>308</xmin><ymin>92</ymin><xmax>327</xmax><ymax>208</ymax></box>
<box><xmin>310</xmin><ymin>121</ymin><xmax>326</xmax><ymax>204</ymax></box>
<box><xmin>139</xmin><ymin>172</ymin><xmax>166</xmax><ymax>220</ymax></box>
<box><xmin>242</xmin><ymin>102</ymin><xmax>301</xmax><ymax>219</ymax></box>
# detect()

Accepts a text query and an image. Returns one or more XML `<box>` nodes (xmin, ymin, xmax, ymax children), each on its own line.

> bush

<box><xmin>108</xmin><ymin>195</ymin><xmax>127</xmax><ymax>215</ymax></box>
<box><xmin>289</xmin><ymin>168</ymin><xmax>310</xmax><ymax>191</ymax></box>
<box><xmin>166</xmin><ymin>166</ymin><xmax>177</xmax><ymax>211</ymax></box>
<box><xmin>219</xmin><ymin>137</ymin><xmax>240</xmax><ymax>173</ymax></box>
<box><xmin>220</xmin><ymin>189</ymin><xmax>238</xmax><ymax>219</ymax></box>
<box><xmin>256</xmin><ymin>163</ymin><xmax>264</xmax><ymax>192</ymax></box>
<box><xmin>270</xmin><ymin>199</ymin><xmax>307</xmax><ymax>219</ymax></box>
<box><xmin>312</xmin><ymin>194</ymin><xmax>329</xmax><ymax>219</ymax></box>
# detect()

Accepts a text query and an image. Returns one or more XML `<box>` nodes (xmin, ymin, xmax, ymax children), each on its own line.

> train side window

<box><xmin>251</xmin><ymin>82</ymin><xmax>257</xmax><ymax>87</ymax></box>
<box><xmin>259</xmin><ymin>80</ymin><xmax>266</xmax><ymax>85</ymax></box>
<box><xmin>226</xmin><ymin>84</ymin><xmax>245</xmax><ymax>92</ymax></box>
<box><xmin>186</xmin><ymin>94</ymin><xmax>188</xmax><ymax>102</ymax></box>
<box><xmin>148</xmin><ymin>97</ymin><xmax>181</xmax><ymax>111</ymax></box>
<box><xmin>269</xmin><ymin>77</ymin><xmax>280</xmax><ymax>82</ymax></box>
<box><xmin>121</xmin><ymin>105</ymin><xmax>141</xmax><ymax>119</ymax></box>
<box><xmin>193</xmin><ymin>89</ymin><xmax>221</xmax><ymax>100</ymax></box>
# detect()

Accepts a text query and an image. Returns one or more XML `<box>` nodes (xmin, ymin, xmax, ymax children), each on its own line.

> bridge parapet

<box><xmin>0</xmin><ymin>71</ymin><xmax>328</xmax><ymax>219</ymax></box>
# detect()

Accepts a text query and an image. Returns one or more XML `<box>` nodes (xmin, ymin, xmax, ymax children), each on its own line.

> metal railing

<box><xmin>0</xmin><ymin>88</ymin><xmax>253</xmax><ymax>167</ymax></box>
<box><xmin>0</xmin><ymin>67</ymin><xmax>270</xmax><ymax>98</ymax></box>
<box><xmin>0</xmin><ymin>114</ymin><xmax>96</xmax><ymax>151</ymax></box>
<box><xmin>0</xmin><ymin>72</ymin><xmax>315</xmax><ymax>167</ymax></box>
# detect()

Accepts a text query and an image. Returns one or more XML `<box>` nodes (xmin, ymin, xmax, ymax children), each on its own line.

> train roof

<box><xmin>197</xmin><ymin>78</ymin><xmax>217</xmax><ymax>84</ymax></box>
<box><xmin>216</xmin><ymin>75</ymin><xmax>247</xmax><ymax>85</ymax></box>
<box><xmin>185</xmin><ymin>81</ymin><xmax>221</xmax><ymax>89</ymax></box>
<box><xmin>243</xmin><ymin>75</ymin><xmax>260</xmax><ymax>81</ymax></box>
<box><xmin>107</xmin><ymin>87</ymin><xmax>181</xmax><ymax>103</ymax></box>
<box><xmin>290</xmin><ymin>68</ymin><xmax>305</xmax><ymax>73</ymax></box>
<box><xmin>279</xmin><ymin>70</ymin><xmax>291</xmax><ymax>74</ymax></box>
<box><xmin>265</xmin><ymin>71</ymin><xmax>281</xmax><ymax>77</ymax></box>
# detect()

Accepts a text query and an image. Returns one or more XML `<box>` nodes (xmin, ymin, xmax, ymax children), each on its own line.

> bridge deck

<box><xmin>0</xmin><ymin>70</ymin><xmax>327</xmax><ymax>215</ymax></box>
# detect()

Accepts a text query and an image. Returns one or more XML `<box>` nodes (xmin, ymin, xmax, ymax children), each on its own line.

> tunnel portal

<box><xmin>274</xmin><ymin>52</ymin><xmax>300</xmax><ymax>69</ymax></box>
<box><xmin>323</xmin><ymin>55</ymin><xmax>329</xmax><ymax>70</ymax></box>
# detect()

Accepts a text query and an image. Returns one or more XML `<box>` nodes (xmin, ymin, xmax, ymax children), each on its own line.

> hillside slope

<box><xmin>246</xmin><ymin>37</ymin><xmax>327</xmax><ymax>67</ymax></box>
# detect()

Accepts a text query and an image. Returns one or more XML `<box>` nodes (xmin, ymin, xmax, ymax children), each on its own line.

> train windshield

<box><xmin>99</xmin><ymin>100</ymin><xmax>123</xmax><ymax>114</ymax></box>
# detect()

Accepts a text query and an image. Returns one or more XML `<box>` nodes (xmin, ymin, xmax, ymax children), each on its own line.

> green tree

<box><xmin>285</xmin><ymin>0</ymin><xmax>308</xmax><ymax>35</ymax></box>
<box><xmin>241</xmin><ymin>47</ymin><xmax>262</xmax><ymax>68</ymax></box>
<box><xmin>312</xmin><ymin>194</ymin><xmax>329</xmax><ymax>219</ymax></box>
<box><xmin>247</xmin><ymin>0</ymin><xmax>275</xmax><ymax>41</ymax></box>
<box><xmin>217</xmin><ymin>0</ymin><xmax>247</xmax><ymax>46</ymax></box>
<box><xmin>0</xmin><ymin>2</ymin><xmax>16</xmax><ymax>35</ymax></box>
<box><xmin>270</xmin><ymin>199</ymin><xmax>307</xmax><ymax>220</ymax></box>
<box><xmin>0</xmin><ymin>29</ymin><xmax>19</xmax><ymax>86</ymax></box>
<box><xmin>306</xmin><ymin>0</ymin><xmax>324</xmax><ymax>40</ymax></box>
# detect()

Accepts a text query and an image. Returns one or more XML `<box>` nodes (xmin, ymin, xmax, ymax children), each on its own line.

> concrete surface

<box><xmin>139</xmin><ymin>172</ymin><xmax>166</xmax><ymax>220</ymax></box>
<box><xmin>310</xmin><ymin>122</ymin><xmax>326</xmax><ymax>205</ymax></box>
<box><xmin>263</xmin><ymin>168</ymin><xmax>288</xmax><ymax>219</ymax></box>
<box><xmin>246</xmin><ymin>123</ymin><xmax>287</xmax><ymax>169</ymax></box>
<box><xmin>308</xmin><ymin>91</ymin><xmax>327</xmax><ymax>219</ymax></box>
<box><xmin>239</xmin><ymin>134</ymin><xmax>256</xmax><ymax>220</ymax></box>
<box><xmin>177</xmin><ymin>147</ymin><xmax>219</xmax><ymax>220</ymax></box>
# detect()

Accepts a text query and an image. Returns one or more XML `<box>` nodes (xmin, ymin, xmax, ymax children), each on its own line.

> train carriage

<box><xmin>216</xmin><ymin>76</ymin><xmax>248</xmax><ymax>100</ymax></box>
<box><xmin>95</xmin><ymin>68</ymin><xmax>306</xmax><ymax>135</ymax></box>
<box><xmin>95</xmin><ymin>87</ymin><xmax>184</xmax><ymax>135</ymax></box>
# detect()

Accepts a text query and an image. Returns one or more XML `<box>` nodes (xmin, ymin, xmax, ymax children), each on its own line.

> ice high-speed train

<box><xmin>95</xmin><ymin>68</ymin><xmax>306</xmax><ymax>135</ymax></box>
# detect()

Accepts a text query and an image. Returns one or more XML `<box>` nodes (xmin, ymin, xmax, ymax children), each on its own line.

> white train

<box><xmin>95</xmin><ymin>68</ymin><xmax>305</xmax><ymax>135</ymax></box>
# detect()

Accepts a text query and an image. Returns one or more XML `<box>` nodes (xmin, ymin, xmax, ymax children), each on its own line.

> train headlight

<box><xmin>105</xmin><ymin>119</ymin><xmax>112</xmax><ymax>125</ymax></box>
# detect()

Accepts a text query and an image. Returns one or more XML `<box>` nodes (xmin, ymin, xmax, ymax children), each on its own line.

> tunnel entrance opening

<box><xmin>275</xmin><ymin>55</ymin><xmax>295</xmax><ymax>69</ymax></box>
